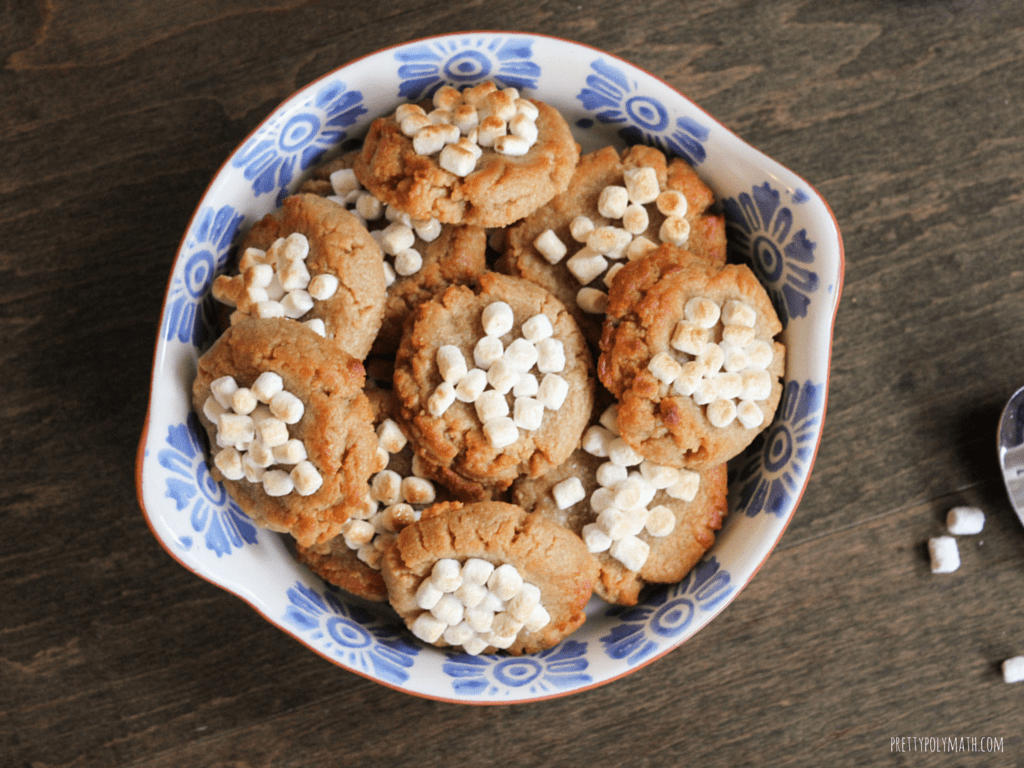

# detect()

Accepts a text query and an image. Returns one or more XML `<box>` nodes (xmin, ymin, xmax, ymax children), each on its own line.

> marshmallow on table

<box><xmin>1002</xmin><ymin>656</ymin><xmax>1024</xmax><ymax>684</ymax></box>
<box><xmin>928</xmin><ymin>536</ymin><xmax>960</xmax><ymax>573</ymax></box>
<box><xmin>946</xmin><ymin>506</ymin><xmax>985</xmax><ymax>535</ymax></box>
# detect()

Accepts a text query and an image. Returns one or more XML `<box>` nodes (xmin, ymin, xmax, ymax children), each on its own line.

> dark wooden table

<box><xmin>6</xmin><ymin>1</ymin><xmax>1024</xmax><ymax>765</ymax></box>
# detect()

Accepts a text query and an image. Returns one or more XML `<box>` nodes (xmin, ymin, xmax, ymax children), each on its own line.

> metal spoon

<box><xmin>998</xmin><ymin>385</ymin><xmax>1024</xmax><ymax>524</ymax></box>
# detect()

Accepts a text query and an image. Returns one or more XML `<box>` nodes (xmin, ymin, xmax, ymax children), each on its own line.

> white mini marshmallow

<box><xmin>721</xmin><ymin>299</ymin><xmax>757</xmax><ymax>327</ymax></box>
<box><xmin>281</xmin><ymin>289</ymin><xmax>314</xmax><ymax>319</ymax></box>
<box><xmin>462</xmin><ymin>557</ymin><xmax>495</xmax><ymax>585</ymax></box>
<box><xmin>522</xmin><ymin>313</ymin><xmax>554</xmax><ymax>342</ymax></box>
<box><xmin>414</xmin><ymin>217</ymin><xmax>442</xmax><ymax>242</ymax></box>
<box><xmin>608</xmin><ymin>437</ymin><xmax>644</xmax><ymax>467</ymax></box>
<box><xmin>745</xmin><ymin>340</ymin><xmax>775</xmax><ymax>370</ymax></box>
<box><xmin>412</xmin><ymin>588</ymin><xmax>443</xmax><ymax>622</ymax></box>
<box><xmin>247</xmin><ymin>440</ymin><xmax>275</xmax><ymax>468</ymax></box>
<box><xmin>513</xmin><ymin>396</ymin><xmax>545</xmax><ymax>431</ymax></box>
<box><xmin>473</xmin><ymin>335</ymin><xmax>504</xmax><ymax>370</ymax></box>
<box><xmin>431</xmin><ymin>558</ymin><xmax>464</xmax><ymax>592</ymax></box>
<box><xmin>428</xmin><ymin>381</ymin><xmax>457</xmax><ymax>417</ymax></box>
<box><xmin>566</xmin><ymin>249</ymin><xmax>608</xmax><ymax>286</ymax></box>
<box><xmin>666</xmin><ymin>470</ymin><xmax>700</xmax><ymax>502</ymax></box>
<box><xmin>598</xmin><ymin>185</ymin><xmax>630</xmax><ymax>219</ymax></box>
<box><xmin>552</xmin><ymin>477</ymin><xmax>587</xmax><ymax>509</ymax></box>
<box><xmin>307</xmin><ymin>273</ymin><xmax>339</xmax><ymax>301</ymax></box>
<box><xmin>303</xmin><ymin>318</ymin><xmax>327</xmax><ymax>337</ymax></box>
<box><xmin>343</xmin><ymin>519</ymin><xmax>376</xmax><ymax>548</ymax></box>
<box><xmin>596</xmin><ymin>461</ymin><xmax>628</xmax><ymax>489</ymax></box>
<box><xmin>291</xmin><ymin>462</ymin><xmax>323</xmax><ymax>496</ymax></box>
<box><xmin>656</xmin><ymin>190</ymin><xmax>688</xmax><ymax>217</ymax></box>
<box><xmin>488</xmin><ymin>564</ymin><xmax>524</xmax><ymax>601</ymax></box>
<box><xmin>946</xmin><ymin>506</ymin><xmax>985</xmax><ymax>535</ymax></box>
<box><xmin>722</xmin><ymin>344</ymin><xmax>750</xmax><ymax>373</ymax></box>
<box><xmin>741</xmin><ymin>370</ymin><xmax>773</xmax><ymax>401</ymax></box>
<box><xmin>736</xmin><ymin>400</ymin><xmax>765</xmax><ymax>429</ymax></box>
<box><xmin>590</xmin><ymin>487</ymin><xmax>616</xmax><ymax>514</ymax></box>
<box><xmin>454</xmin><ymin>582</ymin><xmax>487</xmax><ymax>609</ymax></box>
<box><xmin>262</xmin><ymin>469</ymin><xmax>294</xmax><ymax>497</ymax></box>
<box><xmin>627</xmin><ymin>235</ymin><xmax>658</xmax><ymax>261</ymax></box>
<box><xmin>437</xmin><ymin>345</ymin><xmax>469</xmax><ymax>383</ymax></box>
<box><xmin>671</xmin><ymin>322</ymin><xmax>708</xmax><ymax>356</ymax></box>
<box><xmin>376</xmin><ymin>418</ymin><xmax>408</xmax><ymax>454</ymax></box>
<box><xmin>536</xmin><ymin>373</ymin><xmax>568</xmax><ymax>410</ymax></box>
<box><xmin>508</xmin><ymin>112</ymin><xmax>539</xmax><ymax>144</ymax></box>
<box><xmin>533</xmin><ymin>229</ymin><xmax>568</xmax><ymax>264</ymax></box>
<box><xmin>482</xmin><ymin>301</ymin><xmax>515</xmax><ymax>337</ymax></box>
<box><xmin>329</xmin><ymin>167</ymin><xmax>360</xmax><ymax>197</ymax></box>
<box><xmin>648</xmin><ymin>352</ymin><xmax>683</xmax><ymax>385</ymax></box>
<box><xmin>249</xmin><ymin>371</ymin><xmax>283</xmax><ymax>404</ymax></box>
<box><xmin>610</xmin><ymin>535</ymin><xmax>650</xmax><ymax>572</ymax></box>
<box><xmin>928</xmin><ymin>536</ymin><xmax>960</xmax><ymax>573</ymax></box>
<box><xmin>494</xmin><ymin>135</ymin><xmax>531</xmax><ymax>156</ymax></box>
<box><xmin>645</xmin><ymin>505</ymin><xmax>676</xmax><ymax>537</ymax></box>
<box><xmin>716</xmin><ymin>372</ymin><xmax>744</xmax><ymax>400</ymax></box>
<box><xmin>582</xmin><ymin>523</ymin><xmax>612</xmax><ymax>553</ymax></box>
<box><xmin>411</xmin><ymin>612</ymin><xmax>447</xmax><ymax>643</ymax></box>
<box><xmin>247</xmin><ymin>262</ymin><xmax>274</xmax><ymax>289</ymax></box>
<box><xmin>569</xmin><ymin>215</ymin><xmax>595</xmax><ymax>242</ymax></box>
<box><xmin>696</xmin><ymin>343</ymin><xmax>725</xmax><ymax>375</ymax></box>
<box><xmin>379</xmin><ymin>223</ymin><xmax>416</xmax><ymax>256</ymax></box>
<box><xmin>507</xmin><ymin>583</ymin><xmax>541</xmax><ymax>623</ymax></box>
<box><xmin>621</xmin><ymin>203</ymin><xmax>649</xmax><ymax>235</ymax></box>
<box><xmin>639</xmin><ymin>460</ymin><xmax>680</xmax><ymax>490</ymax></box>
<box><xmin>581</xmin><ymin>425</ymin><xmax>615</xmax><ymax>457</ymax></box>
<box><xmin>486</xmin><ymin>358</ymin><xmax>520</xmax><ymax>394</ymax></box>
<box><xmin>394</xmin><ymin>248</ymin><xmax>423</xmax><ymax>277</ymax></box>
<box><xmin>277</xmin><ymin>258</ymin><xmax>311</xmax><ymax>293</ymax></box>
<box><xmin>513</xmin><ymin>373</ymin><xmax>539</xmax><ymax>397</ymax></box>
<box><xmin>210</xmin><ymin>375</ymin><xmax>239</xmax><ymax>409</ymax></box>
<box><xmin>1002</xmin><ymin>657</ymin><xmax>1024</xmax><ymax>684</ymax></box>
<box><xmin>603</xmin><ymin>263</ymin><xmax>624</xmax><ymax>289</ymax></box>
<box><xmin>217</xmin><ymin>412</ymin><xmax>255</xmax><ymax>447</ymax></box>
<box><xmin>722</xmin><ymin>324</ymin><xmax>756</xmax><ymax>347</ymax></box>
<box><xmin>484</xmin><ymin>416</ymin><xmax>519</xmax><ymax>448</ymax></box>
<box><xmin>214</xmin><ymin>447</ymin><xmax>245</xmax><ymax>480</ymax></box>
<box><xmin>400</xmin><ymin>112</ymin><xmax>432</xmax><ymax>137</ymax></box>
<box><xmin>577</xmin><ymin>287</ymin><xmax>608</xmax><ymax>314</ymax></box>
<box><xmin>230</xmin><ymin>387</ymin><xmax>258</xmax><ymax>416</ymax></box>
<box><xmin>660</xmin><ymin>216</ymin><xmax>691</xmax><ymax>246</ymax></box>
<box><xmin>371</xmin><ymin>470</ymin><xmax>403</xmax><ymax>506</ymax></box>
<box><xmin>270</xmin><ymin>390</ymin><xmax>304</xmax><ymax>424</ymax></box>
<box><xmin>623</xmin><ymin>166</ymin><xmax>660</xmax><ymax>205</ymax></box>
<box><xmin>454</xmin><ymin>368</ymin><xmax>488</xmax><ymax>402</ymax></box>
<box><xmin>685</xmin><ymin>297</ymin><xmax>721</xmax><ymax>329</ymax></box>
<box><xmin>536</xmin><ymin>338</ymin><xmax>566</xmax><ymax>373</ymax></box>
<box><xmin>429</xmin><ymin>596</ymin><xmax>465</xmax><ymax>628</ymax></box>
<box><xmin>274</xmin><ymin>439</ymin><xmax>307</xmax><ymax>465</ymax></box>
<box><xmin>599</xmin><ymin>405</ymin><xmax>619</xmax><ymax>434</ymax></box>
<box><xmin>505</xmin><ymin>337</ymin><xmax>539</xmax><ymax>371</ymax></box>
<box><xmin>439</xmin><ymin>141</ymin><xmax>479</xmax><ymax>176</ymax></box>
<box><xmin>475</xmin><ymin>389</ymin><xmax>510</xmax><ymax>423</ymax></box>
<box><xmin>354</xmin><ymin>191</ymin><xmax>384</xmax><ymax>222</ymax></box>
<box><xmin>707</xmin><ymin>398</ymin><xmax>738</xmax><ymax>428</ymax></box>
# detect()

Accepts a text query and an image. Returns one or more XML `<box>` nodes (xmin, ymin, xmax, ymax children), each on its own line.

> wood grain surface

<box><xmin>4</xmin><ymin>1</ymin><xmax>1024</xmax><ymax>765</ymax></box>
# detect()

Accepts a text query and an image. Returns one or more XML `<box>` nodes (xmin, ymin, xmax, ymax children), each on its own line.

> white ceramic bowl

<box><xmin>137</xmin><ymin>32</ymin><xmax>843</xmax><ymax>703</ymax></box>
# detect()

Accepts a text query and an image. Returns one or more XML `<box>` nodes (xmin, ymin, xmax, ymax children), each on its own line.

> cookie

<box><xmin>192</xmin><ymin>318</ymin><xmax>378</xmax><ymax>547</ymax></box>
<box><xmin>294</xmin><ymin>389</ymin><xmax>452</xmax><ymax>602</ymax></box>
<box><xmin>498</xmin><ymin>144</ymin><xmax>726</xmax><ymax>344</ymax></box>
<box><xmin>393</xmin><ymin>271</ymin><xmax>594</xmax><ymax>495</ymax></box>
<box><xmin>599</xmin><ymin>245</ymin><xmax>785</xmax><ymax>469</ymax></box>
<box><xmin>299</xmin><ymin>153</ymin><xmax>488</xmax><ymax>353</ymax></box>
<box><xmin>353</xmin><ymin>82</ymin><xmax>580</xmax><ymax>228</ymax></box>
<box><xmin>212</xmin><ymin>193</ymin><xmax>386</xmax><ymax>360</ymax></box>
<box><xmin>381</xmin><ymin>500</ymin><xmax>598</xmax><ymax>655</ymax></box>
<box><xmin>512</xmin><ymin>397</ymin><xmax>727</xmax><ymax>605</ymax></box>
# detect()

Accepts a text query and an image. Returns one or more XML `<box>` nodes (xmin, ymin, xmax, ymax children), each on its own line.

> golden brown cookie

<box><xmin>192</xmin><ymin>318</ymin><xmax>378</xmax><ymax>547</ymax></box>
<box><xmin>212</xmin><ymin>193</ymin><xmax>386</xmax><ymax>360</ymax></box>
<box><xmin>294</xmin><ymin>389</ymin><xmax>454</xmax><ymax>602</ymax></box>
<box><xmin>498</xmin><ymin>144</ymin><xmax>726</xmax><ymax>345</ymax></box>
<box><xmin>599</xmin><ymin>246</ymin><xmax>785</xmax><ymax>469</ymax></box>
<box><xmin>381</xmin><ymin>500</ymin><xmax>598</xmax><ymax>655</ymax></box>
<box><xmin>353</xmin><ymin>82</ymin><xmax>580</xmax><ymax>228</ymax></box>
<box><xmin>512</xmin><ymin>397</ymin><xmax>727</xmax><ymax>605</ymax></box>
<box><xmin>392</xmin><ymin>271</ymin><xmax>594</xmax><ymax>496</ymax></box>
<box><xmin>299</xmin><ymin>153</ymin><xmax>487</xmax><ymax>353</ymax></box>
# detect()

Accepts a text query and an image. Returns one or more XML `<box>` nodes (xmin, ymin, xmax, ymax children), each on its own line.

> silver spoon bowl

<box><xmin>998</xmin><ymin>385</ymin><xmax>1024</xmax><ymax>524</ymax></box>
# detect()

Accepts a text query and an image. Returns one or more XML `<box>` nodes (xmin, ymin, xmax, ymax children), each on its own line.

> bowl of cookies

<box><xmin>137</xmin><ymin>32</ymin><xmax>843</xmax><ymax>702</ymax></box>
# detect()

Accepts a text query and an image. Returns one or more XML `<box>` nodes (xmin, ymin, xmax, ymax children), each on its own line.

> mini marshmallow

<box><xmin>439</xmin><ymin>141</ymin><xmax>479</xmax><ymax>176</ymax></box>
<box><xmin>414</xmin><ymin>217</ymin><xmax>442</xmax><ymax>242</ymax></box>
<box><xmin>210</xmin><ymin>375</ymin><xmax>239</xmax><ymax>409</ymax></box>
<box><xmin>507</xmin><ymin>583</ymin><xmax>541</xmax><ymax>623</ymax></box>
<box><xmin>343</xmin><ymin>519</ymin><xmax>376</xmax><ymax>547</ymax></box>
<box><xmin>671</xmin><ymin>322</ymin><xmax>708</xmax><ymax>356</ymax></box>
<box><xmin>401</xmin><ymin>112</ymin><xmax>433</xmax><ymax>137</ymax></box>
<box><xmin>273</xmin><ymin>439</ymin><xmax>307</xmax><ymax>465</ymax></box>
<box><xmin>707</xmin><ymin>398</ymin><xmax>738</xmax><ymax>428</ymax></box>
<box><xmin>454</xmin><ymin>368</ymin><xmax>488</xmax><ymax>402</ymax></box>
<box><xmin>488</xmin><ymin>564</ymin><xmax>524</xmax><ymax>601</ymax></box>
<box><xmin>444</xmin><ymin>623</ymin><xmax>476</xmax><ymax>647</ymax></box>
<box><xmin>230</xmin><ymin>387</ymin><xmax>258</xmax><ymax>416</ymax></box>
<box><xmin>946</xmin><ymin>506</ymin><xmax>985</xmax><ymax>535</ymax></box>
<box><xmin>589</xmin><ymin>487</ymin><xmax>616</xmax><ymax>514</ymax></box>
<box><xmin>645</xmin><ymin>505</ymin><xmax>676</xmax><ymax>537</ymax></box>
<box><xmin>303</xmin><ymin>318</ymin><xmax>327</xmax><ymax>337</ymax></box>
<box><xmin>476</xmin><ymin>115</ymin><xmax>507</xmax><ymax>147</ymax></box>
<box><xmin>722</xmin><ymin>344</ymin><xmax>750</xmax><ymax>373</ymax></box>
<box><xmin>623</xmin><ymin>166</ymin><xmax>660</xmax><ymax>204</ymax></box>
<box><xmin>513</xmin><ymin>396</ymin><xmax>545</xmax><ymax>431</ymax></box>
<box><xmin>610</xmin><ymin>535</ymin><xmax>650</xmax><ymax>572</ymax></box>
<box><xmin>505</xmin><ymin>337</ymin><xmax>539</xmax><ymax>371</ymax></box>
<box><xmin>577</xmin><ymin>287</ymin><xmax>608</xmax><ymax>314</ymax></box>
<box><xmin>626</xmin><ymin>235</ymin><xmax>658</xmax><ymax>261</ymax></box>
<box><xmin>685</xmin><ymin>297</ymin><xmax>721</xmax><ymax>329</ymax></box>
<box><xmin>307</xmin><ymin>273</ymin><xmax>339</xmax><ymax>301</ymax></box>
<box><xmin>329</xmin><ymin>167</ymin><xmax>360</xmax><ymax>197</ymax></box>
<box><xmin>536</xmin><ymin>338</ymin><xmax>566</xmax><ymax>373</ymax></box>
<box><xmin>596</xmin><ymin>461</ymin><xmax>629</xmax><ymax>489</ymax></box>
<box><xmin>494</xmin><ymin>135</ymin><xmax>532</xmax><ymax>157</ymax></box>
<box><xmin>437</xmin><ymin>345</ymin><xmax>469</xmax><ymax>383</ymax></box>
<box><xmin>475</xmin><ymin>389</ymin><xmax>511</xmax><ymax>423</ymax></box>
<box><xmin>281</xmin><ymin>232</ymin><xmax>310</xmax><ymax>262</ymax></box>
<box><xmin>217</xmin><ymin>413</ymin><xmax>255</xmax><ymax>447</ymax></box>
<box><xmin>246</xmin><ymin>262</ymin><xmax>274</xmax><ymax>289</ymax></box>
<box><xmin>247</xmin><ymin>440</ymin><xmax>275</xmax><ymax>468</ymax></box>
<box><xmin>484</xmin><ymin>416</ymin><xmax>519</xmax><ymax>448</ymax></box>
<box><xmin>269</xmin><ymin>390</ymin><xmax>304</xmax><ymax>424</ymax></box>
<box><xmin>599</xmin><ymin>405</ymin><xmax>619</xmax><ymax>434</ymax></box>
<box><xmin>277</xmin><ymin>258</ymin><xmax>311</xmax><ymax>293</ymax></box>
<box><xmin>355</xmin><ymin>192</ymin><xmax>384</xmax><ymax>221</ymax></box>
<box><xmin>536</xmin><ymin>373</ymin><xmax>568</xmax><ymax>410</ymax></box>
<box><xmin>262</xmin><ymin>469</ymin><xmax>294</xmax><ymax>497</ymax></box>
<box><xmin>464</xmin><ymin>606</ymin><xmax>495</xmax><ymax>634</ymax></box>
<box><xmin>486</xmin><ymin>358</ymin><xmax>520</xmax><ymax>394</ymax></box>
<box><xmin>566</xmin><ymin>249</ymin><xmax>608</xmax><ymax>286</ymax></box>
<box><xmin>639</xmin><ymin>460</ymin><xmax>680</xmax><ymax>490</ymax></box>
<box><xmin>202</xmin><ymin>396</ymin><xmax>225</xmax><ymax>426</ymax></box>
<box><xmin>415</xmin><ymin>577</ymin><xmax>444</xmax><ymax>610</ymax></box>
<box><xmin>660</xmin><ymin>216</ymin><xmax>691</xmax><ymax>246</ymax></box>
<box><xmin>696</xmin><ymin>343</ymin><xmax>725</xmax><ymax>375</ymax></box>
<box><xmin>666</xmin><ymin>470</ymin><xmax>700</xmax><ymax>502</ymax></box>
<box><xmin>394</xmin><ymin>248</ymin><xmax>423</xmax><ymax>277</ymax></box>
<box><xmin>453</xmin><ymin>103</ymin><xmax>480</xmax><ymax>134</ymax></box>
<box><xmin>721</xmin><ymin>299</ymin><xmax>757</xmax><ymax>327</ymax></box>
<box><xmin>534</xmin><ymin>229</ymin><xmax>568</xmax><ymax>264</ymax></box>
<box><xmin>281</xmin><ymin>289</ymin><xmax>314</xmax><ymax>319</ymax></box>
<box><xmin>928</xmin><ymin>536</ymin><xmax>960</xmax><ymax>574</ymax></box>
<box><xmin>722</xmin><ymin>324</ymin><xmax>756</xmax><ymax>347</ymax></box>
<box><xmin>214</xmin><ymin>447</ymin><xmax>245</xmax><ymax>480</ymax></box>
<box><xmin>745</xmin><ymin>340</ymin><xmax>775</xmax><ymax>370</ymax></box>
<box><xmin>371</xmin><ymin>470</ymin><xmax>403</xmax><ymax>506</ymax></box>
<box><xmin>379</xmin><ymin>223</ymin><xmax>416</xmax><ymax>256</ymax></box>
<box><xmin>1002</xmin><ymin>657</ymin><xmax>1024</xmax><ymax>684</ymax></box>
<box><xmin>736</xmin><ymin>400</ymin><xmax>765</xmax><ymax>429</ymax></box>
<box><xmin>603</xmin><ymin>263</ymin><xmax>624</xmax><ymax>289</ymax></box>
<box><xmin>716</xmin><ymin>372</ymin><xmax>744</xmax><ymax>400</ymax></box>
<box><xmin>381</xmin><ymin>503</ymin><xmax>418</xmax><ymax>532</ymax></box>
<box><xmin>431</xmin><ymin>558</ymin><xmax>464</xmax><ymax>592</ymax></box>
<box><xmin>522</xmin><ymin>313</ymin><xmax>554</xmax><ymax>342</ymax></box>
<box><xmin>656</xmin><ymin>190</ymin><xmax>688</xmax><ymax>217</ymax></box>
<box><xmin>613</xmin><ymin>476</ymin><xmax>653</xmax><ymax>512</ymax></box>
<box><xmin>428</xmin><ymin>381</ymin><xmax>457</xmax><ymax>416</ymax></box>
<box><xmin>382</xmin><ymin>261</ymin><xmax>396</xmax><ymax>287</ymax></box>
<box><xmin>411</xmin><ymin>612</ymin><xmax>447</xmax><ymax>643</ymax></box>
<box><xmin>430</xmin><ymin>596</ymin><xmax>465</xmax><ymax>628</ymax></box>
<box><xmin>582</xmin><ymin>523</ymin><xmax>612</xmax><ymax>553</ymax></box>
<box><xmin>581</xmin><ymin>425</ymin><xmax>615</xmax><ymax>457</ymax></box>
<box><xmin>692</xmin><ymin>379</ymin><xmax>718</xmax><ymax>406</ymax></box>
<box><xmin>508</xmin><ymin>112</ymin><xmax>539</xmax><ymax>144</ymax></box>
<box><xmin>587</xmin><ymin>225</ymin><xmax>627</xmax><ymax>255</ymax></box>
<box><xmin>741</xmin><ymin>370</ymin><xmax>773</xmax><ymax>401</ymax></box>
<box><xmin>552</xmin><ymin>477</ymin><xmax>586</xmax><ymax>509</ymax></box>
<box><xmin>513</xmin><ymin>373</ymin><xmax>539</xmax><ymax>397</ymax></box>
<box><xmin>598</xmin><ymin>185</ymin><xmax>630</xmax><ymax>219</ymax></box>
<box><xmin>454</xmin><ymin>581</ymin><xmax>487</xmax><ymax>610</ymax></box>
<box><xmin>608</xmin><ymin>437</ymin><xmax>644</xmax><ymax>467</ymax></box>
<box><xmin>376</xmin><ymin>418</ymin><xmax>408</xmax><ymax>454</ymax></box>
<box><xmin>482</xmin><ymin>301</ymin><xmax>515</xmax><ymax>337</ymax></box>
<box><xmin>621</xmin><ymin>203</ymin><xmax>649</xmax><ymax>235</ymax></box>
<box><xmin>473</xmin><ymin>335</ymin><xmax>504</xmax><ymax>370</ymax></box>
<box><xmin>462</xmin><ymin>558</ymin><xmax>495</xmax><ymax>585</ymax></box>
<box><xmin>648</xmin><ymin>352</ymin><xmax>683</xmax><ymax>385</ymax></box>
<box><xmin>569</xmin><ymin>215</ymin><xmax>595</xmax><ymax>242</ymax></box>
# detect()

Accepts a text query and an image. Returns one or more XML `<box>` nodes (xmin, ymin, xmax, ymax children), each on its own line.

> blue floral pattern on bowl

<box><xmin>163</xmin><ymin>205</ymin><xmax>242</xmax><ymax>347</ymax></box>
<box><xmin>723</xmin><ymin>182</ymin><xmax>820</xmax><ymax>327</ymax></box>
<box><xmin>231</xmin><ymin>82</ymin><xmax>368</xmax><ymax>205</ymax></box>
<box><xmin>600</xmin><ymin>558</ymin><xmax>734</xmax><ymax>666</ymax></box>
<box><xmin>441</xmin><ymin>639</ymin><xmax>591</xmax><ymax>698</ymax></box>
<box><xmin>283</xmin><ymin>582</ymin><xmax>419</xmax><ymax>685</ymax></box>
<box><xmin>576</xmin><ymin>59</ymin><xmax>710</xmax><ymax>166</ymax></box>
<box><xmin>159</xmin><ymin>413</ymin><xmax>259</xmax><ymax>557</ymax></box>
<box><xmin>395</xmin><ymin>35</ymin><xmax>540</xmax><ymax>101</ymax></box>
<box><xmin>733</xmin><ymin>380</ymin><xmax>825</xmax><ymax>518</ymax></box>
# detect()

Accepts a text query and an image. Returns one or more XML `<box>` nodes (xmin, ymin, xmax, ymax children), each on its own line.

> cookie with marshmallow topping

<box><xmin>498</xmin><ymin>144</ymin><xmax>726</xmax><ymax>345</ymax></box>
<box><xmin>381</xmin><ymin>500</ymin><xmax>598</xmax><ymax>655</ymax></box>
<box><xmin>599</xmin><ymin>245</ymin><xmax>785</xmax><ymax>469</ymax></box>
<box><xmin>353</xmin><ymin>81</ymin><xmax>580</xmax><ymax>228</ymax></box>
<box><xmin>299</xmin><ymin>152</ymin><xmax>488</xmax><ymax>353</ymax></box>
<box><xmin>192</xmin><ymin>318</ymin><xmax>379</xmax><ymax>547</ymax></box>
<box><xmin>512</xmin><ymin>398</ymin><xmax>727</xmax><ymax>605</ymax></box>
<box><xmin>214</xmin><ymin>193</ymin><xmax>386</xmax><ymax>360</ymax></box>
<box><xmin>392</xmin><ymin>271</ymin><xmax>594</xmax><ymax>495</ymax></box>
